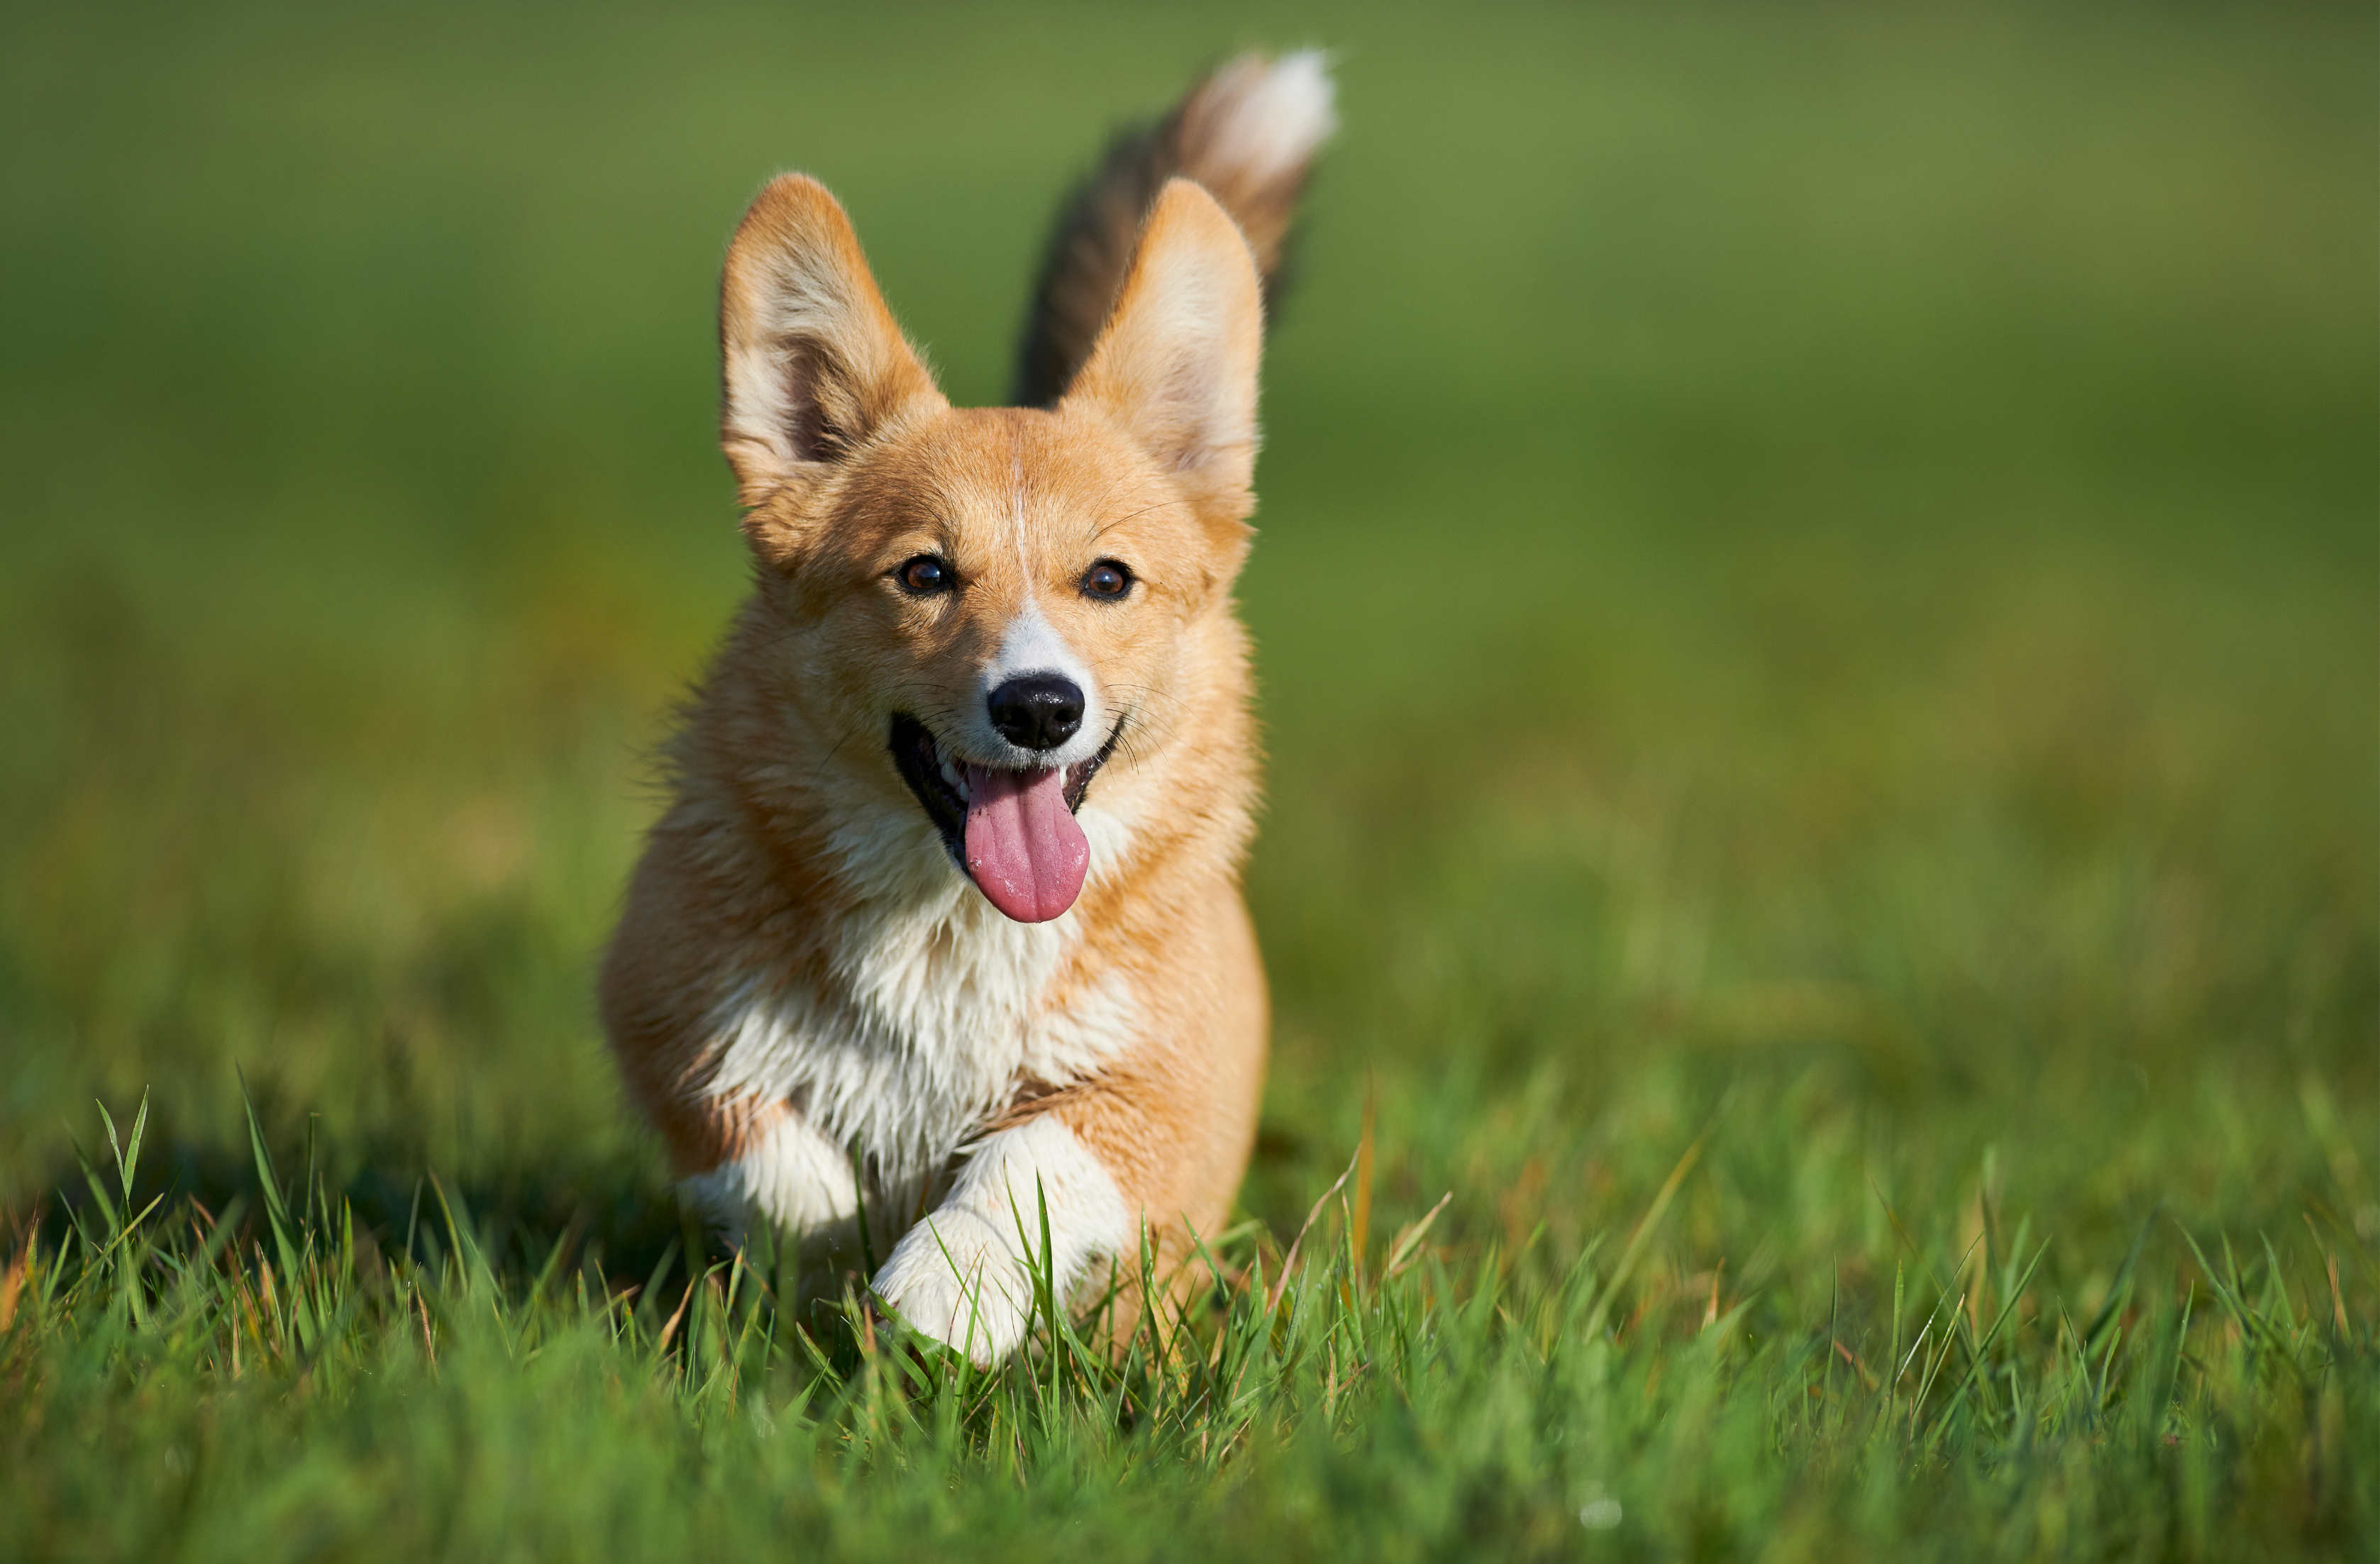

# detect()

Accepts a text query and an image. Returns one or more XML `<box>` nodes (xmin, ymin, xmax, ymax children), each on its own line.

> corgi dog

<box><xmin>599</xmin><ymin>53</ymin><xmax>1334</xmax><ymax>1362</ymax></box>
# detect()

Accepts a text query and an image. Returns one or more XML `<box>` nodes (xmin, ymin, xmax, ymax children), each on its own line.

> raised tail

<box><xmin>1011</xmin><ymin>50</ymin><xmax>1337</xmax><ymax>408</ymax></box>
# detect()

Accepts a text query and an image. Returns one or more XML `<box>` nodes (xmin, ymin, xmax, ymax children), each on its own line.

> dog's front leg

<box><xmin>680</xmin><ymin>1106</ymin><xmax>860</xmax><ymax>1238</ymax></box>
<box><xmin>870</xmin><ymin>1111</ymin><xmax>1136</xmax><ymax>1364</ymax></box>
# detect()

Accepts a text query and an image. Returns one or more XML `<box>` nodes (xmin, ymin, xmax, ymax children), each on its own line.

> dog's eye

<box><xmin>1080</xmin><ymin>561</ymin><xmax>1133</xmax><ymax>600</ymax></box>
<box><xmin>895</xmin><ymin>555</ymin><xmax>952</xmax><ymax>596</ymax></box>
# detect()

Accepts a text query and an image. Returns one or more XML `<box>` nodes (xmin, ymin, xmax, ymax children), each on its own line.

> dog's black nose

<box><xmin>987</xmin><ymin>675</ymin><xmax>1085</xmax><ymax>753</ymax></box>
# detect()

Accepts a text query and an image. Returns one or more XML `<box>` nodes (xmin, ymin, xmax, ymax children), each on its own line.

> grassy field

<box><xmin>2</xmin><ymin>1</ymin><xmax>2374</xmax><ymax>1557</ymax></box>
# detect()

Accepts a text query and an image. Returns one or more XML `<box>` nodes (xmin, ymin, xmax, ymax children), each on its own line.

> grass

<box><xmin>1</xmin><ymin>0</ymin><xmax>2374</xmax><ymax>1557</ymax></box>
<box><xmin>4</xmin><ymin>1083</ymin><xmax>2368</xmax><ymax>1559</ymax></box>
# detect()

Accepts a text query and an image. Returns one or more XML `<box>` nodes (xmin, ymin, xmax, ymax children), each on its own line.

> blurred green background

<box><xmin>1</xmin><ymin>0</ymin><xmax>2371</xmax><ymax>1275</ymax></box>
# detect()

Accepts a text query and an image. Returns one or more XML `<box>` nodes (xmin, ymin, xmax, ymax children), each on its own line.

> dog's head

<box><xmin>713</xmin><ymin>175</ymin><xmax>1263</xmax><ymax>924</ymax></box>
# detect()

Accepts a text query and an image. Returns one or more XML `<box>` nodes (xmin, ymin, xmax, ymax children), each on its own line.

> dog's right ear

<box><xmin>719</xmin><ymin>175</ymin><xmax>946</xmax><ymax>531</ymax></box>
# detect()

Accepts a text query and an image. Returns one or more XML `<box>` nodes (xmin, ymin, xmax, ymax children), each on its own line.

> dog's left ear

<box><xmin>1062</xmin><ymin>179</ymin><xmax>1265</xmax><ymax>524</ymax></box>
<box><xmin>719</xmin><ymin>174</ymin><xmax>946</xmax><ymax>517</ymax></box>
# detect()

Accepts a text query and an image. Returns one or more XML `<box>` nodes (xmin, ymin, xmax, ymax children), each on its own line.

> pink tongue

<box><xmin>962</xmin><ymin>764</ymin><xmax>1089</xmax><ymax>923</ymax></box>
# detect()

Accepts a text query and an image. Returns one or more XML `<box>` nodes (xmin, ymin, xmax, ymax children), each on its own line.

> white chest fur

<box><xmin>694</xmin><ymin>838</ymin><xmax>1138</xmax><ymax>1229</ymax></box>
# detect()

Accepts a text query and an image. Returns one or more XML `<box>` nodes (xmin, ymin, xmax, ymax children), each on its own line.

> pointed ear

<box><xmin>1061</xmin><ymin>179</ymin><xmax>1264</xmax><ymax>520</ymax></box>
<box><xmin>719</xmin><ymin>174</ymin><xmax>944</xmax><ymax>507</ymax></box>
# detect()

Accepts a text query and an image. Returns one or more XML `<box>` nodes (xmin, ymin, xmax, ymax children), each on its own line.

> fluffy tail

<box><xmin>1011</xmin><ymin>50</ymin><xmax>1337</xmax><ymax>408</ymax></box>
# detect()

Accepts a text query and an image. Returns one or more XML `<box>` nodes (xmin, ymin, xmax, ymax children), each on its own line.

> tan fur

<box><xmin>601</xmin><ymin>160</ymin><xmax>1289</xmax><ymax>1353</ymax></box>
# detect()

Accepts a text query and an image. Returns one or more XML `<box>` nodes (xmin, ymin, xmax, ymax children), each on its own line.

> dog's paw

<box><xmin>870</xmin><ymin>1208</ymin><xmax>1031</xmax><ymax>1365</ymax></box>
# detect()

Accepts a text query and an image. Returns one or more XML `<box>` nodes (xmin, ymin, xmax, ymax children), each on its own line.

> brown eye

<box><xmin>895</xmin><ymin>555</ymin><xmax>951</xmax><ymax>595</ymax></box>
<box><xmin>1080</xmin><ymin>560</ymin><xmax>1132</xmax><ymax>600</ymax></box>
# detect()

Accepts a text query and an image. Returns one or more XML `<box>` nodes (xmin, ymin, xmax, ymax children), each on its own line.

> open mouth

<box><xmin>889</xmin><ymin>712</ymin><xmax>1122</xmax><ymax>924</ymax></box>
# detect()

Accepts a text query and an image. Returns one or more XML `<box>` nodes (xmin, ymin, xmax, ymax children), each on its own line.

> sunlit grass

<box><xmin>1</xmin><ymin>0</ymin><xmax>2373</xmax><ymax>1557</ymax></box>
<box><xmin>5</xmin><ymin>1083</ymin><xmax>2369</xmax><ymax>1558</ymax></box>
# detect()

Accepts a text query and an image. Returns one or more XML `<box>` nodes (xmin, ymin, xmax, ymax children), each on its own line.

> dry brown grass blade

<box><xmin>0</xmin><ymin>1243</ymin><xmax>25</xmax><ymax>1334</ymax></box>
<box><xmin>1384</xmin><ymin>1192</ymin><xmax>1454</xmax><ymax>1279</ymax></box>
<box><xmin>1267</xmin><ymin>1146</ymin><xmax>1362</xmax><ymax>1315</ymax></box>
<box><xmin>1580</xmin><ymin>1124</ymin><xmax>1711</xmax><ymax>1342</ymax></box>
<box><xmin>1351</xmin><ymin>1075</ymin><xmax>1377</xmax><ymax>1268</ymax></box>
<box><xmin>655</xmin><ymin>1279</ymin><xmax>696</xmax><ymax>1355</ymax></box>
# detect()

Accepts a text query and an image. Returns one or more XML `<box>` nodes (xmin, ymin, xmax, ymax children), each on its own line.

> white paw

<box><xmin>868</xmin><ymin>1118</ymin><xmax>1134</xmax><ymax>1365</ymax></box>
<box><xmin>680</xmin><ymin>1113</ymin><xmax>858</xmax><ymax>1235</ymax></box>
<box><xmin>871</xmin><ymin>1207</ymin><xmax>1033</xmax><ymax>1365</ymax></box>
